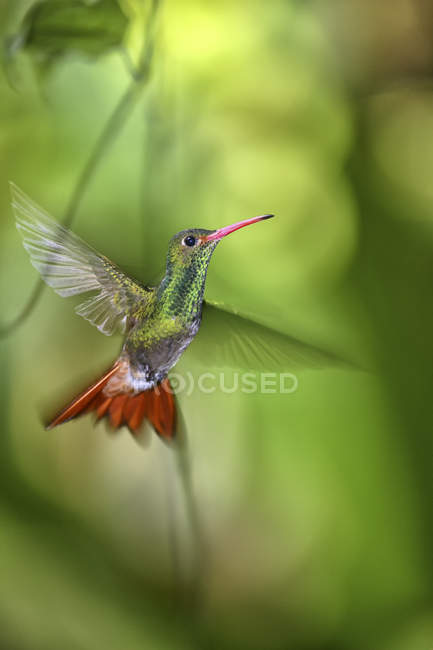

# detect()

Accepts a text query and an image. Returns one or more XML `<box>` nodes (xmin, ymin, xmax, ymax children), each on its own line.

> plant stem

<box><xmin>173</xmin><ymin>438</ymin><xmax>206</xmax><ymax>611</ymax></box>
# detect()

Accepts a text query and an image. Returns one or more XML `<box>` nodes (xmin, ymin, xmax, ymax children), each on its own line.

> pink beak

<box><xmin>203</xmin><ymin>214</ymin><xmax>274</xmax><ymax>242</ymax></box>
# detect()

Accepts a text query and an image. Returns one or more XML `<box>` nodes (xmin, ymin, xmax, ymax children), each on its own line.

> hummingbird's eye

<box><xmin>183</xmin><ymin>235</ymin><xmax>196</xmax><ymax>247</ymax></box>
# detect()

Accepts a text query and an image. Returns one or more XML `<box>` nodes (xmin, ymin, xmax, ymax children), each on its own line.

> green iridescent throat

<box><xmin>156</xmin><ymin>231</ymin><xmax>218</xmax><ymax>322</ymax></box>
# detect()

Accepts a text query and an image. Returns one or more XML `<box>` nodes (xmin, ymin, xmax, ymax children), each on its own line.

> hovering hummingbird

<box><xmin>12</xmin><ymin>184</ymin><xmax>343</xmax><ymax>442</ymax></box>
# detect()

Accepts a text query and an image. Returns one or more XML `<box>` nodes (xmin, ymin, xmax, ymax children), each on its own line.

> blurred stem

<box><xmin>172</xmin><ymin>439</ymin><xmax>206</xmax><ymax>611</ymax></box>
<box><xmin>0</xmin><ymin>0</ymin><xmax>161</xmax><ymax>339</ymax></box>
<box><xmin>163</xmin><ymin>442</ymin><xmax>182</xmax><ymax>604</ymax></box>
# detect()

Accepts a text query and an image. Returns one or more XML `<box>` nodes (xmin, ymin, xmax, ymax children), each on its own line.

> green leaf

<box><xmin>8</xmin><ymin>0</ymin><xmax>129</xmax><ymax>72</ymax></box>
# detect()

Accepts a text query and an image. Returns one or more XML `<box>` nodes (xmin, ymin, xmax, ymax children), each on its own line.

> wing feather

<box><xmin>12</xmin><ymin>183</ymin><xmax>151</xmax><ymax>335</ymax></box>
<box><xmin>190</xmin><ymin>300</ymin><xmax>354</xmax><ymax>372</ymax></box>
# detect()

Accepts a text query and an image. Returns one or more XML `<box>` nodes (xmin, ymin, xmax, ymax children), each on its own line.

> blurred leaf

<box><xmin>7</xmin><ymin>0</ymin><xmax>128</xmax><ymax>74</ymax></box>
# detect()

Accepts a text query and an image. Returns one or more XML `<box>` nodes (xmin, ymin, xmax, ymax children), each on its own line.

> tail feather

<box><xmin>109</xmin><ymin>394</ymin><xmax>128</xmax><ymax>429</ymax></box>
<box><xmin>47</xmin><ymin>365</ymin><xmax>177</xmax><ymax>441</ymax></box>
<box><xmin>96</xmin><ymin>396</ymin><xmax>112</xmax><ymax>420</ymax></box>
<box><xmin>124</xmin><ymin>394</ymin><xmax>146</xmax><ymax>432</ymax></box>
<box><xmin>47</xmin><ymin>364</ymin><xmax>120</xmax><ymax>429</ymax></box>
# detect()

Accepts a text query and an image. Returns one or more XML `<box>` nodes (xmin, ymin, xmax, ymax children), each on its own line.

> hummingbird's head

<box><xmin>167</xmin><ymin>228</ymin><xmax>219</xmax><ymax>272</ymax></box>
<box><xmin>166</xmin><ymin>214</ymin><xmax>274</xmax><ymax>273</ymax></box>
<box><xmin>162</xmin><ymin>214</ymin><xmax>274</xmax><ymax>315</ymax></box>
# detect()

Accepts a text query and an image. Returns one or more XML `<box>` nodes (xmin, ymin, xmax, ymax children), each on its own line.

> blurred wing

<box><xmin>190</xmin><ymin>301</ymin><xmax>351</xmax><ymax>372</ymax></box>
<box><xmin>12</xmin><ymin>183</ymin><xmax>151</xmax><ymax>336</ymax></box>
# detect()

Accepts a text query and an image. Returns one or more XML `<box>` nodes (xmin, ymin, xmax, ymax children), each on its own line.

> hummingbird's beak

<box><xmin>203</xmin><ymin>214</ymin><xmax>274</xmax><ymax>242</ymax></box>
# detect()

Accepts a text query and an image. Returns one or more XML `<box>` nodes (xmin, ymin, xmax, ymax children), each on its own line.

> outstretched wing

<box><xmin>12</xmin><ymin>183</ymin><xmax>151</xmax><ymax>336</ymax></box>
<box><xmin>190</xmin><ymin>300</ymin><xmax>353</xmax><ymax>372</ymax></box>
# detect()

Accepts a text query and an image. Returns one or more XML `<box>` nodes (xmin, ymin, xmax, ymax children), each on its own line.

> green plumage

<box><xmin>124</xmin><ymin>229</ymin><xmax>219</xmax><ymax>388</ymax></box>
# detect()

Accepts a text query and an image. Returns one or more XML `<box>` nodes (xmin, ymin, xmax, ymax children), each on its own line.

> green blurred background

<box><xmin>0</xmin><ymin>1</ymin><xmax>433</xmax><ymax>648</ymax></box>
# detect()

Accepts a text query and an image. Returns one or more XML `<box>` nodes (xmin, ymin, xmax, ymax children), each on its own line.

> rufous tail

<box><xmin>46</xmin><ymin>363</ymin><xmax>176</xmax><ymax>441</ymax></box>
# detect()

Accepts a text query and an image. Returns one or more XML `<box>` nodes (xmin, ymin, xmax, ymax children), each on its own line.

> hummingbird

<box><xmin>12</xmin><ymin>184</ymin><xmax>343</xmax><ymax>442</ymax></box>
